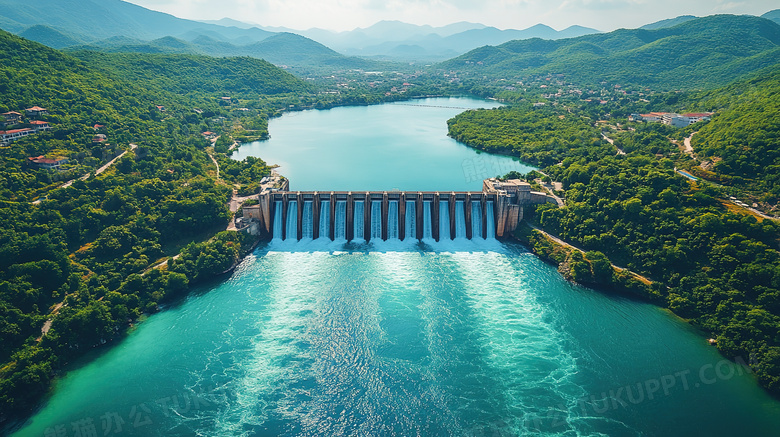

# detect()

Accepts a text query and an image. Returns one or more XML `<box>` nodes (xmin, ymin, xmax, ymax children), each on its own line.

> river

<box><xmin>11</xmin><ymin>98</ymin><xmax>780</xmax><ymax>437</ymax></box>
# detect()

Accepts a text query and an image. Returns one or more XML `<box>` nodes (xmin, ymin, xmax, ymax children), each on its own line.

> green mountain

<box><xmin>0</xmin><ymin>0</ymin><xmax>375</xmax><ymax>72</ymax></box>
<box><xmin>18</xmin><ymin>24</ymin><xmax>86</xmax><ymax>49</ymax></box>
<box><xmin>439</xmin><ymin>14</ymin><xmax>780</xmax><ymax>90</ymax></box>
<box><xmin>0</xmin><ymin>0</ymin><xmax>274</xmax><ymax>42</ymax></box>
<box><xmin>640</xmin><ymin>15</ymin><xmax>698</xmax><ymax>30</ymax></box>
<box><xmin>242</xmin><ymin>33</ymin><xmax>373</xmax><ymax>68</ymax></box>
<box><xmin>69</xmin><ymin>32</ymin><xmax>383</xmax><ymax>72</ymax></box>
<box><xmin>68</xmin><ymin>36</ymin><xmax>201</xmax><ymax>55</ymax></box>
<box><xmin>763</xmin><ymin>9</ymin><xmax>780</xmax><ymax>25</ymax></box>
<box><xmin>71</xmin><ymin>51</ymin><xmax>314</xmax><ymax>97</ymax></box>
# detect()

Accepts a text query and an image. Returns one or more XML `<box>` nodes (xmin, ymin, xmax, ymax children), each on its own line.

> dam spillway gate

<box><xmin>242</xmin><ymin>179</ymin><xmax>558</xmax><ymax>242</ymax></box>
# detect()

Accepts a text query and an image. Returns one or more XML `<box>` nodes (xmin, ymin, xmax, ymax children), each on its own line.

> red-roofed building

<box><xmin>632</xmin><ymin>112</ymin><xmax>712</xmax><ymax>127</ymax></box>
<box><xmin>2</xmin><ymin>111</ymin><xmax>22</xmax><ymax>123</ymax></box>
<box><xmin>25</xmin><ymin>106</ymin><xmax>47</xmax><ymax>116</ymax></box>
<box><xmin>93</xmin><ymin>124</ymin><xmax>105</xmax><ymax>130</ymax></box>
<box><xmin>202</xmin><ymin>131</ymin><xmax>217</xmax><ymax>140</ymax></box>
<box><xmin>682</xmin><ymin>113</ymin><xmax>713</xmax><ymax>124</ymax></box>
<box><xmin>1</xmin><ymin>128</ymin><xmax>34</xmax><ymax>143</ymax></box>
<box><xmin>27</xmin><ymin>155</ymin><xmax>68</xmax><ymax>170</ymax></box>
<box><xmin>30</xmin><ymin>120</ymin><xmax>51</xmax><ymax>131</ymax></box>
<box><xmin>636</xmin><ymin>112</ymin><xmax>669</xmax><ymax>123</ymax></box>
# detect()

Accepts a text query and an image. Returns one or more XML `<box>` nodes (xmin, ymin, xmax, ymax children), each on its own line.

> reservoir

<box><xmin>11</xmin><ymin>98</ymin><xmax>780</xmax><ymax>436</ymax></box>
<box><xmin>230</xmin><ymin>97</ymin><xmax>534</xmax><ymax>191</ymax></box>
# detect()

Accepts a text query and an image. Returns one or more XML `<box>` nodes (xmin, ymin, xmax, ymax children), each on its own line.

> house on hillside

<box><xmin>30</xmin><ymin>120</ymin><xmax>51</xmax><ymax>132</ymax></box>
<box><xmin>25</xmin><ymin>106</ymin><xmax>47</xmax><ymax>117</ymax></box>
<box><xmin>202</xmin><ymin>131</ymin><xmax>217</xmax><ymax>140</ymax></box>
<box><xmin>27</xmin><ymin>155</ymin><xmax>68</xmax><ymax>170</ymax></box>
<box><xmin>2</xmin><ymin>111</ymin><xmax>22</xmax><ymax>124</ymax></box>
<box><xmin>633</xmin><ymin>111</ymin><xmax>713</xmax><ymax>127</ymax></box>
<box><xmin>661</xmin><ymin>113</ymin><xmax>690</xmax><ymax>128</ymax></box>
<box><xmin>636</xmin><ymin>112</ymin><xmax>668</xmax><ymax>123</ymax></box>
<box><xmin>92</xmin><ymin>133</ymin><xmax>107</xmax><ymax>143</ymax></box>
<box><xmin>1</xmin><ymin>128</ymin><xmax>34</xmax><ymax>143</ymax></box>
<box><xmin>682</xmin><ymin>113</ymin><xmax>713</xmax><ymax>124</ymax></box>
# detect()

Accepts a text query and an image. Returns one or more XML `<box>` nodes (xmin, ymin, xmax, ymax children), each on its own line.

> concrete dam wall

<box><xmin>242</xmin><ymin>179</ymin><xmax>558</xmax><ymax>241</ymax></box>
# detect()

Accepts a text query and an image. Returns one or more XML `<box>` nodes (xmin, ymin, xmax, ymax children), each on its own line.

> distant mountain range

<box><xmin>640</xmin><ymin>15</ymin><xmax>699</xmax><ymax>30</ymax></box>
<box><xmin>0</xmin><ymin>0</ymin><xmax>600</xmax><ymax>64</ymax></box>
<box><xmin>439</xmin><ymin>14</ymin><xmax>780</xmax><ymax>90</ymax></box>
<box><xmin>63</xmin><ymin>32</ymin><xmax>380</xmax><ymax>72</ymax></box>
<box><xmin>1</xmin><ymin>0</ymin><xmax>778</xmax><ymax>68</ymax></box>
<box><xmin>338</xmin><ymin>21</ymin><xmax>602</xmax><ymax>61</ymax></box>
<box><xmin>763</xmin><ymin>9</ymin><xmax>780</xmax><ymax>24</ymax></box>
<box><xmin>0</xmin><ymin>0</ymin><xmax>380</xmax><ymax>71</ymax></box>
<box><xmin>202</xmin><ymin>20</ymin><xmax>601</xmax><ymax>62</ymax></box>
<box><xmin>0</xmin><ymin>0</ymin><xmax>273</xmax><ymax>42</ymax></box>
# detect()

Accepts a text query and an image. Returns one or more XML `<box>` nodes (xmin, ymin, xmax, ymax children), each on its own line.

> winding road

<box><xmin>34</xmin><ymin>144</ymin><xmax>138</xmax><ymax>203</ymax></box>
<box><xmin>602</xmin><ymin>132</ymin><xmax>625</xmax><ymax>155</ymax></box>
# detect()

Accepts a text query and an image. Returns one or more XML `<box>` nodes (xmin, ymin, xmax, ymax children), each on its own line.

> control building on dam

<box><xmin>242</xmin><ymin>179</ymin><xmax>558</xmax><ymax>241</ymax></box>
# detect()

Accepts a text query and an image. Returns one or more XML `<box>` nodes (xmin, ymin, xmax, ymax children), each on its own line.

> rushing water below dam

<box><xmin>11</xmin><ymin>98</ymin><xmax>780</xmax><ymax>436</ymax></box>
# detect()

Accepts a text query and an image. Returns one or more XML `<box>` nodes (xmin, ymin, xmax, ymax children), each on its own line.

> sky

<box><xmin>124</xmin><ymin>0</ymin><xmax>778</xmax><ymax>32</ymax></box>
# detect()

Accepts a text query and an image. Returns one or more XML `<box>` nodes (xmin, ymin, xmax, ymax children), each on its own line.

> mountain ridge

<box><xmin>0</xmin><ymin>0</ymin><xmax>274</xmax><ymax>42</ymax></box>
<box><xmin>438</xmin><ymin>14</ymin><xmax>780</xmax><ymax>90</ymax></box>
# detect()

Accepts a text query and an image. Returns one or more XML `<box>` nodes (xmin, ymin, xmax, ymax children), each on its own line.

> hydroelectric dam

<box><xmin>241</xmin><ymin>179</ymin><xmax>558</xmax><ymax>241</ymax></box>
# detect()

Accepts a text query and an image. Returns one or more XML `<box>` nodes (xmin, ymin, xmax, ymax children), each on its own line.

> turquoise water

<box><xmin>230</xmin><ymin>97</ymin><xmax>534</xmax><ymax>191</ymax></box>
<box><xmin>12</xmin><ymin>241</ymin><xmax>780</xmax><ymax>436</ymax></box>
<box><xmin>11</xmin><ymin>98</ymin><xmax>780</xmax><ymax>436</ymax></box>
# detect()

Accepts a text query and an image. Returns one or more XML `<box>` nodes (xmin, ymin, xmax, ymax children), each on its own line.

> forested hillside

<box><xmin>447</xmin><ymin>70</ymin><xmax>780</xmax><ymax>394</ymax></box>
<box><xmin>68</xmin><ymin>32</ymin><xmax>386</xmax><ymax>73</ymax></box>
<box><xmin>71</xmin><ymin>51</ymin><xmax>313</xmax><ymax>98</ymax></box>
<box><xmin>0</xmin><ymin>29</ymin><xmax>289</xmax><ymax>422</ymax></box>
<box><xmin>440</xmin><ymin>15</ymin><xmax>780</xmax><ymax>90</ymax></box>
<box><xmin>689</xmin><ymin>69</ymin><xmax>780</xmax><ymax>200</ymax></box>
<box><xmin>447</xmin><ymin>105</ymin><xmax>607</xmax><ymax>166</ymax></box>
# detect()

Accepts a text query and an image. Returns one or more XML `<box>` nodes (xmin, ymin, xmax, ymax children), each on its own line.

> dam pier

<box><xmin>241</xmin><ymin>179</ymin><xmax>557</xmax><ymax>241</ymax></box>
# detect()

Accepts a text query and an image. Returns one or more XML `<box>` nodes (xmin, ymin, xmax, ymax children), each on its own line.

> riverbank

<box><xmin>511</xmin><ymin>222</ymin><xmax>665</xmax><ymax>304</ymax></box>
<box><xmin>508</xmin><ymin>221</ymin><xmax>780</xmax><ymax>399</ymax></box>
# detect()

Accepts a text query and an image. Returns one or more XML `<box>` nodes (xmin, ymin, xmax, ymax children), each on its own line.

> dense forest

<box><xmin>70</xmin><ymin>51</ymin><xmax>313</xmax><ymax>98</ymax></box>
<box><xmin>447</xmin><ymin>69</ymin><xmax>780</xmax><ymax>394</ymax></box>
<box><xmin>0</xmin><ymin>29</ymin><xmax>294</xmax><ymax>420</ymax></box>
<box><xmin>447</xmin><ymin>104</ymin><xmax>610</xmax><ymax>166</ymax></box>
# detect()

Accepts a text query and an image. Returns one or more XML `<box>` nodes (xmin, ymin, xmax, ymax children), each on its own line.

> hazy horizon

<box><xmin>125</xmin><ymin>0</ymin><xmax>778</xmax><ymax>33</ymax></box>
